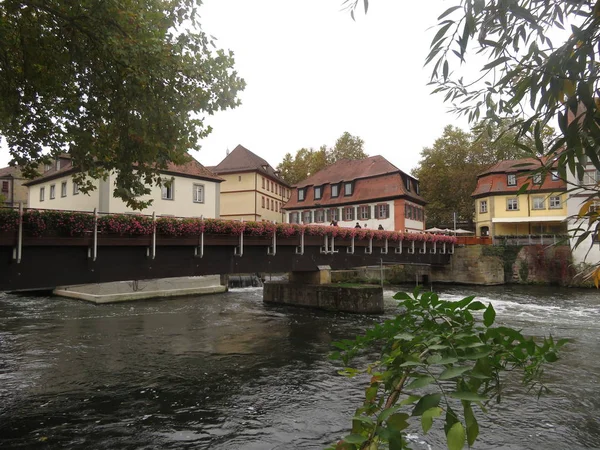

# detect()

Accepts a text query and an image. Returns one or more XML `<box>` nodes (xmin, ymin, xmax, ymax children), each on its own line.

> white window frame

<box><xmin>507</xmin><ymin>198</ymin><xmax>518</xmax><ymax>211</ymax></box>
<box><xmin>583</xmin><ymin>170</ymin><xmax>599</xmax><ymax>186</ymax></box>
<box><xmin>359</xmin><ymin>205</ymin><xmax>370</xmax><ymax>220</ymax></box>
<box><xmin>331</xmin><ymin>184</ymin><xmax>339</xmax><ymax>198</ymax></box>
<box><xmin>377</xmin><ymin>204</ymin><xmax>389</xmax><ymax>219</ymax></box>
<box><xmin>551</xmin><ymin>171</ymin><xmax>559</xmax><ymax>181</ymax></box>
<box><xmin>298</xmin><ymin>188</ymin><xmax>305</xmax><ymax>201</ymax></box>
<box><xmin>315</xmin><ymin>209</ymin><xmax>325</xmax><ymax>222</ymax></box>
<box><xmin>73</xmin><ymin>182</ymin><xmax>79</xmax><ymax>195</ymax></box>
<box><xmin>314</xmin><ymin>186</ymin><xmax>322</xmax><ymax>200</ymax></box>
<box><xmin>344</xmin><ymin>207</ymin><xmax>354</xmax><ymax>221</ymax></box>
<box><xmin>405</xmin><ymin>177</ymin><xmax>411</xmax><ymax>191</ymax></box>
<box><xmin>532</xmin><ymin>196</ymin><xmax>545</xmax><ymax>210</ymax></box>
<box><xmin>193</xmin><ymin>184</ymin><xmax>204</xmax><ymax>203</ymax></box>
<box><xmin>39</xmin><ymin>187</ymin><xmax>45</xmax><ymax>202</ymax></box>
<box><xmin>533</xmin><ymin>173</ymin><xmax>542</xmax><ymax>185</ymax></box>
<box><xmin>49</xmin><ymin>184</ymin><xmax>56</xmax><ymax>199</ymax></box>
<box><xmin>480</xmin><ymin>200</ymin><xmax>487</xmax><ymax>213</ymax></box>
<box><xmin>302</xmin><ymin>210</ymin><xmax>312</xmax><ymax>224</ymax></box>
<box><xmin>161</xmin><ymin>181</ymin><xmax>174</xmax><ymax>200</ymax></box>
<box><xmin>507</xmin><ymin>174</ymin><xmax>517</xmax><ymax>186</ymax></box>
<box><xmin>344</xmin><ymin>182</ymin><xmax>353</xmax><ymax>196</ymax></box>
<box><xmin>61</xmin><ymin>181</ymin><xmax>67</xmax><ymax>197</ymax></box>
<box><xmin>549</xmin><ymin>196</ymin><xmax>562</xmax><ymax>209</ymax></box>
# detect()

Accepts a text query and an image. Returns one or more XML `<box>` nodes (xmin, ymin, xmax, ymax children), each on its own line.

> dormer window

<box><xmin>331</xmin><ymin>184</ymin><xmax>339</xmax><ymax>198</ymax></box>
<box><xmin>416</xmin><ymin>182</ymin><xmax>420</xmax><ymax>195</ymax></box>
<box><xmin>44</xmin><ymin>163</ymin><xmax>51</xmax><ymax>172</ymax></box>
<box><xmin>298</xmin><ymin>188</ymin><xmax>305</xmax><ymax>201</ymax></box>
<box><xmin>507</xmin><ymin>174</ymin><xmax>517</xmax><ymax>186</ymax></box>
<box><xmin>533</xmin><ymin>173</ymin><xmax>542</xmax><ymax>184</ymax></box>
<box><xmin>344</xmin><ymin>182</ymin><xmax>353</xmax><ymax>196</ymax></box>
<box><xmin>405</xmin><ymin>177</ymin><xmax>411</xmax><ymax>191</ymax></box>
<box><xmin>314</xmin><ymin>186</ymin><xmax>322</xmax><ymax>200</ymax></box>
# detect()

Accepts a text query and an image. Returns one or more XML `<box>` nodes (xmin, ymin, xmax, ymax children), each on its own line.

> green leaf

<box><xmin>463</xmin><ymin>402</ymin><xmax>479</xmax><ymax>446</ymax></box>
<box><xmin>405</xmin><ymin>376</ymin><xmax>435</xmax><ymax>390</ymax></box>
<box><xmin>400</xmin><ymin>395</ymin><xmax>421</xmax><ymax>405</ymax></box>
<box><xmin>412</xmin><ymin>393</ymin><xmax>442</xmax><ymax>416</ymax></box>
<box><xmin>343</xmin><ymin>433</ymin><xmax>367</xmax><ymax>444</ymax></box>
<box><xmin>394</xmin><ymin>332</ymin><xmax>415</xmax><ymax>341</ymax></box>
<box><xmin>352</xmin><ymin>415</ymin><xmax>375</xmax><ymax>426</ymax></box>
<box><xmin>446</xmin><ymin>422</ymin><xmax>466</xmax><ymax>450</ymax></box>
<box><xmin>387</xmin><ymin>413</ymin><xmax>410</xmax><ymax>432</ymax></box>
<box><xmin>421</xmin><ymin>406</ymin><xmax>443</xmax><ymax>433</ymax></box>
<box><xmin>545</xmin><ymin>352</ymin><xmax>558</xmax><ymax>362</ymax></box>
<box><xmin>393</xmin><ymin>292</ymin><xmax>411</xmax><ymax>300</ymax></box>
<box><xmin>439</xmin><ymin>366</ymin><xmax>470</xmax><ymax>380</ymax></box>
<box><xmin>483</xmin><ymin>304</ymin><xmax>496</xmax><ymax>327</ymax></box>
<box><xmin>450</xmin><ymin>391</ymin><xmax>487</xmax><ymax>402</ymax></box>
<box><xmin>437</xmin><ymin>5</ymin><xmax>462</xmax><ymax>20</ymax></box>
<box><xmin>467</xmin><ymin>301</ymin><xmax>486</xmax><ymax>311</ymax></box>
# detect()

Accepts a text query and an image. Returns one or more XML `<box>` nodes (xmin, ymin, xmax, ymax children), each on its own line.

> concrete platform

<box><xmin>54</xmin><ymin>276</ymin><xmax>227</xmax><ymax>304</ymax></box>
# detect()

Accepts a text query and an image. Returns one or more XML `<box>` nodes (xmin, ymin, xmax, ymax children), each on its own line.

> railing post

<box><xmin>267</xmin><ymin>232</ymin><xmax>277</xmax><ymax>256</ymax></box>
<box><xmin>395</xmin><ymin>240</ymin><xmax>403</xmax><ymax>254</ymax></box>
<box><xmin>234</xmin><ymin>230</ymin><xmax>244</xmax><ymax>256</ymax></box>
<box><xmin>13</xmin><ymin>202</ymin><xmax>23</xmax><ymax>263</ymax></box>
<box><xmin>365</xmin><ymin>236</ymin><xmax>373</xmax><ymax>254</ymax></box>
<box><xmin>150</xmin><ymin>212</ymin><xmax>156</xmax><ymax>260</ymax></box>
<box><xmin>88</xmin><ymin>208</ymin><xmax>98</xmax><ymax>261</ymax></box>
<box><xmin>441</xmin><ymin>242</ymin><xmax>446</xmax><ymax>254</ymax></box>
<box><xmin>346</xmin><ymin>236</ymin><xmax>355</xmax><ymax>254</ymax></box>
<box><xmin>320</xmin><ymin>235</ymin><xmax>329</xmax><ymax>254</ymax></box>
<box><xmin>430</xmin><ymin>241</ymin><xmax>437</xmax><ymax>254</ymax></box>
<box><xmin>408</xmin><ymin>241</ymin><xmax>415</xmax><ymax>254</ymax></box>
<box><xmin>419</xmin><ymin>241</ymin><xmax>426</xmax><ymax>254</ymax></box>
<box><xmin>195</xmin><ymin>231</ymin><xmax>204</xmax><ymax>258</ymax></box>
<box><xmin>331</xmin><ymin>235</ymin><xmax>339</xmax><ymax>254</ymax></box>
<box><xmin>380</xmin><ymin>238</ymin><xmax>388</xmax><ymax>255</ymax></box>
<box><xmin>295</xmin><ymin>231</ymin><xmax>304</xmax><ymax>255</ymax></box>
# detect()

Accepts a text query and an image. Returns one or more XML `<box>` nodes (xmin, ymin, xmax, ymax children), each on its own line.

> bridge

<box><xmin>0</xmin><ymin>208</ymin><xmax>455</xmax><ymax>291</ymax></box>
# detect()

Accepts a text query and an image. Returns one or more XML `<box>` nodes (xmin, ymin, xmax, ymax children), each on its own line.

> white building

<box><xmin>25</xmin><ymin>155</ymin><xmax>223</xmax><ymax>218</ymax></box>
<box><xmin>283</xmin><ymin>156</ymin><xmax>426</xmax><ymax>232</ymax></box>
<box><xmin>566</xmin><ymin>160</ymin><xmax>600</xmax><ymax>265</ymax></box>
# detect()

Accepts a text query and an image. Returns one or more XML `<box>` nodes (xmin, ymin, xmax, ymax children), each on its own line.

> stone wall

<box><xmin>508</xmin><ymin>245</ymin><xmax>573</xmax><ymax>285</ymax></box>
<box><xmin>431</xmin><ymin>246</ymin><xmax>504</xmax><ymax>285</ymax></box>
<box><xmin>263</xmin><ymin>282</ymin><xmax>383</xmax><ymax>313</ymax></box>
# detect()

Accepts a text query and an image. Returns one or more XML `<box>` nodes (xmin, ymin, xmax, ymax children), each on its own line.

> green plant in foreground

<box><xmin>329</xmin><ymin>289</ymin><xmax>567</xmax><ymax>450</ymax></box>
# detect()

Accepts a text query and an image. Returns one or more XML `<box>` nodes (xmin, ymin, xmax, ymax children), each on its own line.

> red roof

<box><xmin>295</xmin><ymin>155</ymin><xmax>401</xmax><ymax>188</ymax></box>
<box><xmin>472</xmin><ymin>157</ymin><xmax>565</xmax><ymax>197</ymax></box>
<box><xmin>212</xmin><ymin>144</ymin><xmax>290</xmax><ymax>186</ymax></box>
<box><xmin>284</xmin><ymin>156</ymin><xmax>425</xmax><ymax>209</ymax></box>
<box><xmin>25</xmin><ymin>154</ymin><xmax>222</xmax><ymax>186</ymax></box>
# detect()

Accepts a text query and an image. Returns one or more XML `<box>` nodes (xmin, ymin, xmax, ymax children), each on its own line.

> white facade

<box><xmin>287</xmin><ymin>200</ymin><xmax>396</xmax><ymax>231</ymax></box>
<box><xmin>28</xmin><ymin>172</ymin><xmax>220</xmax><ymax>218</ymax></box>
<box><xmin>566</xmin><ymin>163</ymin><xmax>600</xmax><ymax>265</ymax></box>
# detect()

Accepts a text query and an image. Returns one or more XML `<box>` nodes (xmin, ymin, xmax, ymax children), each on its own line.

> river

<box><xmin>0</xmin><ymin>284</ymin><xmax>599</xmax><ymax>449</ymax></box>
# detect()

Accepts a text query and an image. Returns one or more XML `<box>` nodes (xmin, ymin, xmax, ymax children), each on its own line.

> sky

<box><xmin>0</xmin><ymin>0</ymin><xmax>470</xmax><ymax>175</ymax></box>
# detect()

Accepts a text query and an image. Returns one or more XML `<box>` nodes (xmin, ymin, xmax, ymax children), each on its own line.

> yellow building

<box><xmin>472</xmin><ymin>158</ymin><xmax>568</xmax><ymax>238</ymax></box>
<box><xmin>211</xmin><ymin>145</ymin><xmax>291</xmax><ymax>222</ymax></box>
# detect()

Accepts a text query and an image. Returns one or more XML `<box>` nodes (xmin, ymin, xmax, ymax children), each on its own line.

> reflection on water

<box><xmin>0</xmin><ymin>284</ymin><xmax>599</xmax><ymax>449</ymax></box>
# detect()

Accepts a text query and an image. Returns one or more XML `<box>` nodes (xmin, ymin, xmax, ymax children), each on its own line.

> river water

<box><xmin>0</xmin><ymin>284</ymin><xmax>599</xmax><ymax>449</ymax></box>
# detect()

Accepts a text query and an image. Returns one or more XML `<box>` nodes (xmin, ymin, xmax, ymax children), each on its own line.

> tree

<box><xmin>328</xmin><ymin>131</ymin><xmax>368</xmax><ymax>164</ymax></box>
<box><xmin>412</xmin><ymin>121</ymin><xmax>550</xmax><ymax>228</ymax></box>
<box><xmin>277</xmin><ymin>132</ymin><xmax>367</xmax><ymax>185</ymax></box>
<box><xmin>329</xmin><ymin>290</ymin><xmax>565</xmax><ymax>450</ymax></box>
<box><xmin>0</xmin><ymin>0</ymin><xmax>245</xmax><ymax>209</ymax></box>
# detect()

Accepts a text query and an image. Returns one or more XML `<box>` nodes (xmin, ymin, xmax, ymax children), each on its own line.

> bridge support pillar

<box><xmin>288</xmin><ymin>265</ymin><xmax>331</xmax><ymax>285</ymax></box>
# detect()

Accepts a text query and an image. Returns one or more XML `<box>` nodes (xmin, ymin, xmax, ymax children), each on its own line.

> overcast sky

<box><xmin>0</xmin><ymin>0</ymin><xmax>470</xmax><ymax>175</ymax></box>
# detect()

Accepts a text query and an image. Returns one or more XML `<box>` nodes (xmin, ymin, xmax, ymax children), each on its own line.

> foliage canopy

<box><xmin>277</xmin><ymin>132</ymin><xmax>368</xmax><ymax>185</ymax></box>
<box><xmin>0</xmin><ymin>0</ymin><xmax>245</xmax><ymax>209</ymax></box>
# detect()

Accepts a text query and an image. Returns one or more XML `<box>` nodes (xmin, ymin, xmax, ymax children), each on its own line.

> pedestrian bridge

<box><xmin>0</xmin><ymin>208</ymin><xmax>456</xmax><ymax>291</ymax></box>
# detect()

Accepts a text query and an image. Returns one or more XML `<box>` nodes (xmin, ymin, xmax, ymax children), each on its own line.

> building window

<box><xmin>315</xmin><ymin>209</ymin><xmax>325</xmax><ymax>223</ymax></box>
<box><xmin>61</xmin><ymin>181</ymin><xmax>67</xmax><ymax>197</ymax></box>
<box><xmin>39</xmin><ymin>187</ymin><xmax>45</xmax><ymax>202</ymax></box>
<box><xmin>73</xmin><ymin>182</ymin><xmax>79</xmax><ymax>195</ymax></box>
<box><xmin>532</xmin><ymin>196</ymin><xmax>545</xmax><ymax>210</ymax></box>
<box><xmin>262</xmin><ymin>177</ymin><xmax>265</xmax><ymax>189</ymax></box>
<box><xmin>276</xmin><ymin>202</ymin><xmax>279</xmax><ymax>212</ymax></box>
<box><xmin>359</xmin><ymin>205</ymin><xmax>370</xmax><ymax>220</ymax></box>
<box><xmin>377</xmin><ymin>204</ymin><xmax>390</xmax><ymax>219</ymax></box>
<box><xmin>49</xmin><ymin>184</ymin><xmax>56</xmax><ymax>199</ymax></box>
<box><xmin>549</xmin><ymin>195</ymin><xmax>562</xmax><ymax>209</ymax></box>
<box><xmin>583</xmin><ymin>170</ymin><xmax>600</xmax><ymax>186</ymax></box>
<box><xmin>238</xmin><ymin>176</ymin><xmax>242</xmax><ymax>182</ymax></box>
<box><xmin>551</xmin><ymin>171</ymin><xmax>559</xmax><ymax>181</ymax></box>
<box><xmin>532</xmin><ymin>173</ymin><xmax>542</xmax><ymax>185</ymax></box>
<box><xmin>161</xmin><ymin>182</ymin><xmax>174</xmax><ymax>200</ymax></box>
<box><xmin>56</xmin><ymin>160</ymin><xmax>61</xmax><ymax>170</ymax></box>
<box><xmin>298</xmin><ymin>188</ymin><xmax>305</xmax><ymax>201</ymax></box>
<box><xmin>405</xmin><ymin>177</ymin><xmax>411</xmax><ymax>191</ymax></box>
<box><xmin>344</xmin><ymin>206</ymin><xmax>354</xmax><ymax>221</ymax></box>
<box><xmin>344</xmin><ymin>182</ymin><xmax>353</xmax><ymax>196</ymax></box>
<box><xmin>327</xmin><ymin>208</ymin><xmax>339</xmax><ymax>222</ymax></box>
<box><xmin>314</xmin><ymin>186</ymin><xmax>322</xmax><ymax>200</ymax></box>
<box><xmin>1</xmin><ymin>181</ymin><xmax>8</xmax><ymax>193</ymax></box>
<box><xmin>44</xmin><ymin>163</ymin><xmax>51</xmax><ymax>172</ymax></box>
<box><xmin>507</xmin><ymin>198</ymin><xmax>518</xmax><ymax>210</ymax></box>
<box><xmin>193</xmin><ymin>184</ymin><xmax>204</xmax><ymax>203</ymax></box>
<box><xmin>480</xmin><ymin>200</ymin><xmax>487</xmax><ymax>213</ymax></box>
<box><xmin>416</xmin><ymin>182</ymin><xmax>420</xmax><ymax>195</ymax></box>
<box><xmin>331</xmin><ymin>184</ymin><xmax>339</xmax><ymax>198</ymax></box>
<box><xmin>262</xmin><ymin>196</ymin><xmax>265</xmax><ymax>208</ymax></box>
<box><xmin>302</xmin><ymin>210</ymin><xmax>312</xmax><ymax>224</ymax></box>
<box><xmin>271</xmin><ymin>199</ymin><xmax>274</xmax><ymax>210</ymax></box>
<box><xmin>507</xmin><ymin>174</ymin><xmax>517</xmax><ymax>186</ymax></box>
